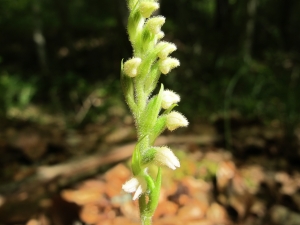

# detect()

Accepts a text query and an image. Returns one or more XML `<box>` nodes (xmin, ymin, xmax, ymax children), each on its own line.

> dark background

<box><xmin>1</xmin><ymin>0</ymin><xmax>300</xmax><ymax>124</ymax></box>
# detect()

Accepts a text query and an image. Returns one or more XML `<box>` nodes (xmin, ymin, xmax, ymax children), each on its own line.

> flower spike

<box><xmin>121</xmin><ymin>0</ymin><xmax>188</xmax><ymax>222</ymax></box>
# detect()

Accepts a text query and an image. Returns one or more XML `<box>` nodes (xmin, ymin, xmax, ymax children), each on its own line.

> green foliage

<box><xmin>0</xmin><ymin>72</ymin><xmax>36</xmax><ymax>115</ymax></box>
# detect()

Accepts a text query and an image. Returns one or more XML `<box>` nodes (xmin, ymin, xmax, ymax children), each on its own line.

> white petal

<box><xmin>166</xmin><ymin>152</ymin><xmax>180</xmax><ymax>168</ymax></box>
<box><xmin>133</xmin><ymin>185</ymin><xmax>143</xmax><ymax>200</ymax></box>
<box><xmin>122</xmin><ymin>177</ymin><xmax>139</xmax><ymax>193</ymax></box>
<box><xmin>164</xmin><ymin>158</ymin><xmax>176</xmax><ymax>170</ymax></box>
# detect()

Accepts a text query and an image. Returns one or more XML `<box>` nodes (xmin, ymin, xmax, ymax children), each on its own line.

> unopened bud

<box><xmin>139</xmin><ymin>1</ymin><xmax>159</xmax><ymax>18</ymax></box>
<box><xmin>156</xmin><ymin>41</ymin><xmax>177</xmax><ymax>59</ymax></box>
<box><xmin>166</xmin><ymin>111</ymin><xmax>188</xmax><ymax>131</ymax></box>
<box><xmin>146</xmin><ymin>16</ymin><xmax>165</xmax><ymax>34</ymax></box>
<box><xmin>162</xmin><ymin>90</ymin><xmax>180</xmax><ymax>109</ymax></box>
<box><xmin>123</xmin><ymin>57</ymin><xmax>142</xmax><ymax>77</ymax></box>
<box><xmin>159</xmin><ymin>57</ymin><xmax>180</xmax><ymax>74</ymax></box>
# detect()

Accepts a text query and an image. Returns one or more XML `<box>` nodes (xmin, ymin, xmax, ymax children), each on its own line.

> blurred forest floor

<box><xmin>1</xmin><ymin>106</ymin><xmax>300</xmax><ymax>225</ymax></box>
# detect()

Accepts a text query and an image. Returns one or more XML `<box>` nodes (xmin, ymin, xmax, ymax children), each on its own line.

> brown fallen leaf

<box><xmin>153</xmin><ymin>200</ymin><xmax>179</xmax><ymax>219</ymax></box>
<box><xmin>79</xmin><ymin>204</ymin><xmax>100</xmax><ymax>224</ymax></box>
<box><xmin>178</xmin><ymin>199</ymin><xmax>207</xmax><ymax>221</ymax></box>
<box><xmin>206</xmin><ymin>202</ymin><xmax>228</xmax><ymax>224</ymax></box>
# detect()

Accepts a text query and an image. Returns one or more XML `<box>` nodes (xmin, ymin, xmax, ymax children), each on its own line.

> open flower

<box><xmin>156</xmin><ymin>41</ymin><xmax>177</xmax><ymax>59</ymax></box>
<box><xmin>122</xmin><ymin>176</ymin><xmax>147</xmax><ymax>200</ymax></box>
<box><xmin>154</xmin><ymin>147</ymin><xmax>180</xmax><ymax>170</ymax></box>
<box><xmin>166</xmin><ymin>111</ymin><xmax>188</xmax><ymax>131</ymax></box>
<box><xmin>123</xmin><ymin>57</ymin><xmax>142</xmax><ymax>77</ymax></box>
<box><xmin>158</xmin><ymin>57</ymin><xmax>180</xmax><ymax>74</ymax></box>
<box><xmin>146</xmin><ymin>16</ymin><xmax>165</xmax><ymax>34</ymax></box>
<box><xmin>162</xmin><ymin>90</ymin><xmax>180</xmax><ymax>109</ymax></box>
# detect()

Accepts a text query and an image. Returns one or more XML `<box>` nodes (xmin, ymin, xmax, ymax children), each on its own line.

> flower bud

<box><xmin>122</xmin><ymin>176</ymin><xmax>147</xmax><ymax>200</ymax></box>
<box><xmin>156</xmin><ymin>41</ymin><xmax>177</xmax><ymax>59</ymax></box>
<box><xmin>154</xmin><ymin>147</ymin><xmax>180</xmax><ymax>170</ymax></box>
<box><xmin>123</xmin><ymin>57</ymin><xmax>142</xmax><ymax>77</ymax></box>
<box><xmin>162</xmin><ymin>90</ymin><xmax>180</xmax><ymax>109</ymax></box>
<box><xmin>159</xmin><ymin>57</ymin><xmax>180</xmax><ymax>75</ymax></box>
<box><xmin>166</xmin><ymin>111</ymin><xmax>188</xmax><ymax>131</ymax></box>
<box><xmin>146</xmin><ymin>16</ymin><xmax>165</xmax><ymax>34</ymax></box>
<box><xmin>139</xmin><ymin>1</ymin><xmax>159</xmax><ymax>18</ymax></box>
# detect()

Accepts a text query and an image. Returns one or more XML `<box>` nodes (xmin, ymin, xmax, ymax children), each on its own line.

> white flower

<box><xmin>123</xmin><ymin>57</ymin><xmax>142</xmax><ymax>77</ymax></box>
<box><xmin>166</xmin><ymin>111</ymin><xmax>188</xmax><ymax>131</ymax></box>
<box><xmin>159</xmin><ymin>57</ymin><xmax>180</xmax><ymax>74</ymax></box>
<box><xmin>156</xmin><ymin>42</ymin><xmax>177</xmax><ymax>59</ymax></box>
<box><xmin>162</xmin><ymin>90</ymin><xmax>180</xmax><ymax>109</ymax></box>
<box><xmin>139</xmin><ymin>1</ymin><xmax>159</xmax><ymax>18</ymax></box>
<box><xmin>122</xmin><ymin>176</ymin><xmax>147</xmax><ymax>200</ymax></box>
<box><xmin>146</xmin><ymin>16</ymin><xmax>165</xmax><ymax>34</ymax></box>
<box><xmin>154</xmin><ymin>147</ymin><xmax>180</xmax><ymax>170</ymax></box>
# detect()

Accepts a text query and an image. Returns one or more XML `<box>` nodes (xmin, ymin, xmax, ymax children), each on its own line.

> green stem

<box><xmin>141</xmin><ymin>214</ymin><xmax>152</xmax><ymax>225</ymax></box>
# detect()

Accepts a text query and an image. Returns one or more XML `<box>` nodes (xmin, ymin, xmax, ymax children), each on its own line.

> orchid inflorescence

<box><xmin>120</xmin><ymin>0</ymin><xmax>188</xmax><ymax>224</ymax></box>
